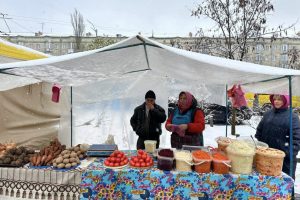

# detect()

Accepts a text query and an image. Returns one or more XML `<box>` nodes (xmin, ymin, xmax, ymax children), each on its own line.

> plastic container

<box><xmin>144</xmin><ymin>140</ymin><xmax>157</xmax><ymax>153</ymax></box>
<box><xmin>212</xmin><ymin>151</ymin><xmax>231</xmax><ymax>174</ymax></box>
<box><xmin>157</xmin><ymin>149</ymin><xmax>174</xmax><ymax>171</ymax></box>
<box><xmin>192</xmin><ymin>150</ymin><xmax>212</xmax><ymax>173</ymax></box>
<box><xmin>255</xmin><ymin>147</ymin><xmax>285</xmax><ymax>176</ymax></box>
<box><xmin>226</xmin><ymin>141</ymin><xmax>255</xmax><ymax>174</ymax></box>
<box><xmin>175</xmin><ymin>150</ymin><xmax>193</xmax><ymax>172</ymax></box>
<box><xmin>237</xmin><ymin>137</ymin><xmax>269</xmax><ymax>149</ymax></box>
<box><xmin>215</xmin><ymin>136</ymin><xmax>234</xmax><ymax>152</ymax></box>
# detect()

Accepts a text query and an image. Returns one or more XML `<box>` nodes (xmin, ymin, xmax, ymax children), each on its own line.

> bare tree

<box><xmin>87</xmin><ymin>20</ymin><xmax>98</xmax><ymax>37</ymax></box>
<box><xmin>288</xmin><ymin>46</ymin><xmax>300</xmax><ymax>70</ymax></box>
<box><xmin>191</xmin><ymin>0</ymin><xmax>294</xmax><ymax>61</ymax></box>
<box><xmin>71</xmin><ymin>9</ymin><xmax>85</xmax><ymax>51</ymax></box>
<box><xmin>192</xmin><ymin>0</ymin><xmax>295</xmax><ymax>135</ymax></box>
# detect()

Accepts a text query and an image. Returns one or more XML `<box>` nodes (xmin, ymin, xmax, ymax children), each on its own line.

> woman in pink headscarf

<box><xmin>165</xmin><ymin>91</ymin><xmax>205</xmax><ymax>149</ymax></box>
<box><xmin>255</xmin><ymin>94</ymin><xmax>300</xmax><ymax>179</ymax></box>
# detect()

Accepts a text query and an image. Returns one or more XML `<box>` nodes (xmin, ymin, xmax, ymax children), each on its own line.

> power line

<box><xmin>10</xmin><ymin>19</ymin><xmax>35</xmax><ymax>34</ymax></box>
<box><xmin>9</xmin><ymin>14</ymin><xmax>69</xmax><ymax>24</ymax></box>
<box><xmin>0</xmin><ymin>12</ymin><xmax>12</xmax><ymax>33</ymax></box>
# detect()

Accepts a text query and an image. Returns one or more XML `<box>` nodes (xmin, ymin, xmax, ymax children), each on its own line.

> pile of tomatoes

<box><xmin>104</xmin><ymin>150</ymin><xmax>129</xmax><ymax>167</ymax></box>
<box><xmin>129</xmin><ymin>149</ymin><xmax>153</xmax><ymax>168</ymax></box>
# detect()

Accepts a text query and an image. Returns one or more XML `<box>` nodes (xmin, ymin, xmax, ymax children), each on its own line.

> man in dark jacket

<box><xmin>130</xmin><ymin>90</ymin><xmax>166</xmax><ymax>149</ymax></box>
<box><xmin>255</xmin><ymin>94</ymin><xmax>300</xmax><ymax>179</ymax></box>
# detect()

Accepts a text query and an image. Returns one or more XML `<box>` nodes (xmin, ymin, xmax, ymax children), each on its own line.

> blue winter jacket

<box><xmin>255</xmin><ymin>108</ymin><xmax>300</xmax><ymax>156</ymax></box>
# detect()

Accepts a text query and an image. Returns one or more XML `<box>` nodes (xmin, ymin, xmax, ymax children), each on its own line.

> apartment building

<box><xmin>2</xmin><ymin>35</ymin><xmax>300</xmax><ymax>68</ymax></box>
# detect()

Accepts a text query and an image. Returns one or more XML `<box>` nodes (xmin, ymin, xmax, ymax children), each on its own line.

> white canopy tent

<box><xmin>0</xmin><ymin>35</ymin><xmax>300</xmax><ymax>95</ymax></box>
<box><xmin>0</xmin><ymin>35</ymin><xmax>300</xmax><ymax>150</ymax></box>
<box><xmin>0</xmin><ymin>38</ymin><xmax>70</xmax><ymax>148</ymax></box>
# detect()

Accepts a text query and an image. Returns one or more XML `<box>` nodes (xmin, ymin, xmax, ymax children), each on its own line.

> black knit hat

<box><xmin>145</xmin><ymin>90</ymin><xmax>156</xmax><ymax>99</ymax></box>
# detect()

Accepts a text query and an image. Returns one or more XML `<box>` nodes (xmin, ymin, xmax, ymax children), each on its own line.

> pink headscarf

<box><xmin>269</xmin><ymin>94</ymin><xmax>290</xmax><ymax>109</ymax></box>
<box><xmin>178</xmin><ymin>91</ymin><xmax>193</xmax><ymax>112</ymax></box>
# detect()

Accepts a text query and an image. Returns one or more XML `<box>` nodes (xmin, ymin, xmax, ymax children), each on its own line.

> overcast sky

<box><xmin>1</xmin><ymin>0</ymin><xmax>299</xmax><ymax>37</ymax></box>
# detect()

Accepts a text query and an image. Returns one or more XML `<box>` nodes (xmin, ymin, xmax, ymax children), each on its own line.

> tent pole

<box><xmin>225</xmin><ymin>84</ymin><xmax>228</xmax><ymax>137</ymax></box>
<box><xmin>288</xmin><ymin>76</ymin><xmax>293</xmax><ymax>178</ymax></box>
<box><xmin>71</xmin><ymin>86</ymin><xmax>73</xmax><ymax>147</ymax></box>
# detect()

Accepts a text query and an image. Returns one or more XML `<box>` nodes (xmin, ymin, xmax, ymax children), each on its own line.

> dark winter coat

<box><xmin>130</xmin><ymin>103</ymin><xmax>166</xmax><ymax>140</ymax></box>
<box><xmin>255</xmin><ymin>108</ymin><xmax>300</xmax><ymax>156</ymax></box>
<box><xmin>255</xmin><ymin>107</ymin><xmax>300</xmax><ymax>179</ymax></box>
<box><xmin>255</xmin><ymin>108</ymin><xmax>300</xmax><ymax>157</ymax></box>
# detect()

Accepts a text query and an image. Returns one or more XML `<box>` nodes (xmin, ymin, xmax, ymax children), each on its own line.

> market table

<box><xmin>80</xmin><ymin>158</ymin><xmax>294</xmax><ymax>200</ymax></box>
<box><xmin>0</xmin><ymin>158</ymin><xmax>95</xmax><ymax>200</ymax></box>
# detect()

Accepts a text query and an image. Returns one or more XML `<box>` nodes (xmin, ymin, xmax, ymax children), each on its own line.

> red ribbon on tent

<box><xmin>52</xmin><ymin>83</ymin><xmax>61</xmax><ymax>103</ymax></box>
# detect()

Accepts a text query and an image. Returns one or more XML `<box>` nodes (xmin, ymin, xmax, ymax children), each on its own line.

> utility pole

<box><xmin>0</xmin><ymin>12</ymin><xmax>12</xmax><ymax>33</ymax></box>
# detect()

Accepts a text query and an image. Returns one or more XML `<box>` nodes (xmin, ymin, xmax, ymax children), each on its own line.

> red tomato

<box><xmin>121</xmin><ymin>155</ymin><xmax>126</xmax><ymax>161</ymax></box>
<box><xmin>120</xmin><ymin>161</ymin><xmax>125</xmax><ymax>166</ymax></box>
<box><xmin>146</xmin><ymin>157</ymin><xmax>151</xmax><ymax>162</ymax></box>
<box><xmin>110</xmin><ymin>157</ymin><xmax>116</xmax><ymax>162</ymax></box>
<box><xmin>117</xmin><ymin>153</ymin><xmax>122</xmax><ymax>158</ymax></box>
<box><xmin>146</xmin><ymin>162</ymin><xmax>151</xmax><ymax>167</ymax></box>
<box><xmin>130</xmin><ymin>160</ymin><xmax>135</xmax><ymax>166</ymax></box>
<box><xmin>110</xmin><ymin>152</ymin><xmax>116</xmax><ymax>157</ymax></box>
<box><xmin>138</xmin><ymin>149</ymin><xmax>144</xmax><ymax>155</ymax></box>
<box><xmin>135</xmin><ymin>163</ymin><xmax>141</xmax><ymax>167</ymax></box>
<box><xmin>115</xmin><ymin>158</ymin><xmax>121</xmax><ymax>163</ymax></box>
<box><xmin>108</xmin><ymin>162</ymin><xmax>114</xmax><ymax>167</ymax></box>
<box><xmin>114</xmin><ymin>150</ymin><xmax>121</xmax><ymax>154</ymax></box>
<box><xmin>142</xmin><ymin>154</ymin><xmax>147</xmax><ymax>159</ymax></box>
<box><xmin>123</xmin><ymin>158</ymin><xmax>128</xmax><ymax>164</ymax></box>
<box><xmin>139</xmin><ymin>159</ymin><xmax>144</xmax><ymax>163</ymax></box>
<box><xmin>137</xmin><ymin>154</ymin><xmax>142</xmax><ymax>159</ymax></box>
<box><xmin>133</xmin><ymin>157</ymin><xmax>139</xmax><ymax>163</ymax></box>
<box><xmin>114</xmin><ymin>162</ymin><xmax>120</xmax><ymax>167</ymax></box>
<box><xmin>141</xmin><ymin>162</ymin><xmax>146</xmax><ymax>167</ymax></box>
<box><xmin>104</xmin><ymin>160</ymin><xmax>110</xmax><ymax>166</ymax></box>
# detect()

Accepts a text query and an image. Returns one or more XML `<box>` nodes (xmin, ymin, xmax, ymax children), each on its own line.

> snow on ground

<box><xmin>73</xmin><ymin>104</ymin><xmax>300</xmax><ymax>194</ymax></box>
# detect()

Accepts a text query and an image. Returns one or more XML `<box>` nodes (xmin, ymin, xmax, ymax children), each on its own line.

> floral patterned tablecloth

<box><xmin>80</xmin><ymin>158</ymin><xmax>294</xmax><ymax>200</ymax></box>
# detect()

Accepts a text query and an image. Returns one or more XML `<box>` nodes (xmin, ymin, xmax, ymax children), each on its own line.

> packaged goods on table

<box><xmin>215</xmin><ymin>136</ymin><xmax>234</xmax><ymax>151</ymax></box>
<box><xmin>212</xmin><ymin>151</ymin><xmax>231</xmax><ymax>174</ymax></box>
<box><xmin>192</xmin><ymin>150</ymin><xmax>212</xmax><ymax>173</ymax></box>
<box><xmin>175</xmin><ymin>150</ymin><xmax>193</xmax><ymax>172</ymax></box>
<box><xmin>157</xmin><ymin>149</ymin><xmax>174</xmax><ymax>171</ymax></box>
<box><xmin>226</xmin><ymin>141</ymin><xmax>255</xmax><ymax>174</ymax></box>
<box><xmin>144</xmin><ymin>140</ymin><xmax>157</xmax><ymax>153</ymax></box>
<box><xmin>255</xmin><ymin>147</ymin><xmax>285</xmax><ymax>176</ymax></box>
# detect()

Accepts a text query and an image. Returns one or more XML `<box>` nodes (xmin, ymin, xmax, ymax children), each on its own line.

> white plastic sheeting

<box><xmin>0</xmin><ymin>35</ymin><xmax>299</xmax><ymax>94</ymax></box>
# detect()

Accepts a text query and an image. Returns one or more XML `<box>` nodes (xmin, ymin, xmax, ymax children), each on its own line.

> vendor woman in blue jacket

<box><xmin>255</xmin><ymin>94</ymin><xmax>300</xmax><ymax>179</ymax></box>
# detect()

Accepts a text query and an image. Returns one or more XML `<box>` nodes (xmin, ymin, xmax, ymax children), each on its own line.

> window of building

<box><xmin>256</xmin><ymin>44</ymin><xmax>263</xmax><ymax>53</ymax></box>
<box><xmin>256</xmin><ymin>54</ymin><xmax>263</xmax><ymax>62</ymax></box>
<box><xmin>265</xmin><ymin>45</ymin><xmax>270</xmax><ymax>51</ymax></box>
<box><xmin>281</xmin><ymin>44</ymin><xmax>288</xmax><ymax>53</ymax></box>
<box><xmin>272</xmin><ymin>55</ymin><xmax>276</xmax><ymax>62</ymax></box>
<box><xmin>280</xmin><ymin>54</ymin><xmax>288</xmax><ymax>62</ymax></box>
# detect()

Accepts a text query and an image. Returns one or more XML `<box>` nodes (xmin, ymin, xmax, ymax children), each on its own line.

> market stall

<box><xmin>0</xmin><ymin>35</ymin><xmax>300</xmax><ymax>199</ymax></box>
<box><xmin>80</xmin><ymin>153</ymin><xmax>294</xmax><ymax>199</ymax></box>
<box><xmin>0</xmin><ymin>139</ymin><xmax>93</xmax><ymax>200</ymax></box>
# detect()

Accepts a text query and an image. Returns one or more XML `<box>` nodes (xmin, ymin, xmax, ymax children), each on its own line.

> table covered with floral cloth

<box><xmin>80</xmin><ymin>158</ymin><xmax>294</xmax><ymax>200</ymax></box>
